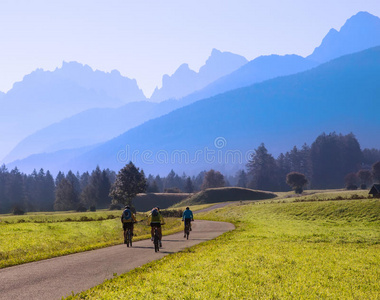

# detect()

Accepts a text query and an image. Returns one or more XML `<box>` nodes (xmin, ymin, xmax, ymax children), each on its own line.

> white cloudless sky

<box><xmin>0</xmin><ymin>0</ymin><xmax>379</xmax><ymax>97</ymax></box>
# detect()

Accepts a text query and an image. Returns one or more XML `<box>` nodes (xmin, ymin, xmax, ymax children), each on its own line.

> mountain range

<box><xmin>8</xmin><ymin>46</ymin><xmax>380</xmax><ymax>175</ymax></box>
<box><xmin>3</xmin><ymin>11</ymin><xmax>380</xmax><ymax>175</ymax></box>
<box><xmin>0</xmin><ymin>62</ymin><xmax>146</xmax><ymax>160</ymax></box>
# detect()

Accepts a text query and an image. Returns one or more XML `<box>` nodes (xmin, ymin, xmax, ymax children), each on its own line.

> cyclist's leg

<box><xmin>150</xmin><ymin>223</ymin><xmax>154</xmax><ymax>240</ymax></box>
<box><xmin>158</xmin><ymin>226</ymin><xmax>162</xmax><ymax>240</ymax></box>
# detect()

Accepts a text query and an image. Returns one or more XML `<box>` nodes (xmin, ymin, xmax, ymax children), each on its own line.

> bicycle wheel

<box><xmin>127</xmin><ymin>229</ymin><xmax>132</xmax><ymax>247</ymax></box>
<box><xmin>154</xmin><ymin>228</ymin><xmax>160</xmax><ymax>252</ymax></box>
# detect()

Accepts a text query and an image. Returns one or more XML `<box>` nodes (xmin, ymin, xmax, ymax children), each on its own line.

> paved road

<box><xmin>0</xmin><ymin>219</ymin><xmax>234</xmax><ymax>300</ymax></box>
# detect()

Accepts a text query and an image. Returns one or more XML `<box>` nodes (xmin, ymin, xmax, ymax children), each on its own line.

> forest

<box><xmin>0</xmin><ymin>132</ymin><xmax>379</xmax><ymax>214</ymax></box>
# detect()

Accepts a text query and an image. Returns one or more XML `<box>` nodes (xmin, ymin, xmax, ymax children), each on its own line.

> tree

<box><xmin>54</xmin><ymin>178</ymin><xmax>77</xmax><ymax>211</ymax></box>
<box><xmin>55</xmin><ymin>171</ymin><xmax>65</xmax><ymax>187</ymax></box>
<box><xmin>372</xmin><ymin>161</ymin><xmax>380</xmax><ymax>183</ymax></box>
<box><xmin>7</xmin><ymin>167</ymin><xmax>26</xmax><ymax>212</ymax></box>
<box><xmin>0</xmin><ymin>164</ymin><xmax>10</xmax><ymax>213</ymax></box>
<box><xmin>286</xmin><ymin>172</ymin><xmax>308</xmax><ymax>194</ymax></box>
<box><xmin>236</xmin><ymin>170</ymin><xmax>248</xmax><ymax>188</ymax></box>
<box><xmin>357</xmin><ymin>169</ymin><xmax>372</xmax><ymax>189</ymax></box>
<box><xmin>109</xmin><ymin>162</ymin><xmax>147</xmax><ymax>206</ymax></box>
<box><xmin>147</xmin><ymin>180</ymin><xmax>160</xmax><ymax>193</ymax></box>
<box><xmin>310</xmin><ymin>132</ymin><xmax>362</xmax><ymax>189</ymax></box>
<box><xmin>247</xmin><ymin>143</ymin><xmax>279</xmax><ymax>191</ymax></box>
<box><xmin>344</xmin><ymin>172</ymin><xmax>358</xmax><ymax>190</ymax></box>
<box><xmin>201</xmin><ymin>169</ymin><xmax>225</xmax><ymax>190</ymax></box>
<box><xmin>184</xmin><ymin>177</ymin><xmax>194</xmax><ymax>193</ymax></box>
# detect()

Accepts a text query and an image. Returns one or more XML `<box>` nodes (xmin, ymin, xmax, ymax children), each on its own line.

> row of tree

<box><xmin>1</xmin><ymin>132</ymin><xmax>380</xmax><ymax>214</ymax></box>
<box><xmin>245</xmin><ymin>132</ymin><xmax>380</xmax><ymax>191</ymax></box>
<box><xmin>0</xmin><ymin>166</ymin><xmax>116</xmax><ymax>214</ymax></box>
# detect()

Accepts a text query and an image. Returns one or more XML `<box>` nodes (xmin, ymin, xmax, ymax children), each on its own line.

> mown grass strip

<box><xmin>66</xmin><ymin>199</ymin><xmax>380</xmax><ymax>299</ymax></box>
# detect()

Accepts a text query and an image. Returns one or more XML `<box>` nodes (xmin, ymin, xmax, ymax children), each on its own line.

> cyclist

<box><xmin>121</xmin><ymin>205</ymin><xmax>136</xmax><ymax>244</ymax></box>
<box><xmin>149</xmin><ymin>207</ymin><xmax>165</xmax><ymax>247</ymax></box>
<box><xmin>182</xmin><ymin>207</ymin><xmax>194</xmax><ymax>237</ymax></box>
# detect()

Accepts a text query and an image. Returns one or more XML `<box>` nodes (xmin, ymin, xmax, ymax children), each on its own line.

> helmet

<box><xmin>125</xmin><ymin>206</ymin><xmax>130</xmax><ymax>210</ymax></box>
<box><xmin>186</xmin><ymin>207</ymin><xmax>189</xmax><ymax>210</ymax></box>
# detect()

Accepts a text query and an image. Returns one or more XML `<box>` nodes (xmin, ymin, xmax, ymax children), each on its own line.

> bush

<box><xmin>109</xmin><ymin>203</ymin><xmax>122</xmax><ymax>210</ymax></box>
<box><xmin>12</xmin><ymin>207</ymin><xmax>25</xmax><ymax>215</ymax></box>
<box><xmin>346</xmin><ymin>184</ymin><xmax>358</xmax><ymax>190</ymax></box>
<box><xmin>89</xmin><ymin>205</ymin><xmax>97</xmax><ymax>212</ymax></box>
<box><xmin>164</xmin><ymin>188</ymin><xmax>183</xmax><ymax>193</ymax></box>
<box><xmin>76</xmin><ymin>205</ymin><xmax>87</xmax><ymax>212</ymax></box>
<box><xmin>160</xmin><ymin>209</ymin><xmax>183</xmax><ymax>218</ymax></box>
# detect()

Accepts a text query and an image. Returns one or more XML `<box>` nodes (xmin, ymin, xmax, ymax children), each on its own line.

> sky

<box><xmin>0</xmin><ymin>0</ymin><xmax>380</xmax><ymax>98</ymax></box>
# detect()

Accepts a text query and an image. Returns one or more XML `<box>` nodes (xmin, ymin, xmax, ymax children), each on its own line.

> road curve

<box><xmin>0</xmin><ymin>220</ymin><xmax>234</xmax><ymax>300</ymax></box>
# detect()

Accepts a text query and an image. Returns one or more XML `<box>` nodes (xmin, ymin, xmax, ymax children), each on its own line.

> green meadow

<box><xmin>66</xmin><ymin>197</ymin><xmax>380</xmax><ymax>299</ymax></box>
<box><xmin>0</xmin><ymin>210</ymin><xmax>182</xmax><ymax>268</ymax></box>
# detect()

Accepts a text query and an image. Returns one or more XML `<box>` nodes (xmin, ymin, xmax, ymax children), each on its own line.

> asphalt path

<box><xmin>0</xmin><ymin>216</ymin><xmax>234</xmax><ymax>300</ymax></box>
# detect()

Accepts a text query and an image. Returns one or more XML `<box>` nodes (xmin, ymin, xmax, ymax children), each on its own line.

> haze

<box><xmin>1</xmin><ymin>0</ymin><xmax>380</xmax><ymax>97</ymax></box>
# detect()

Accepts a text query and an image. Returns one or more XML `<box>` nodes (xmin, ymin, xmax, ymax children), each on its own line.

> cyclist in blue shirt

<box><xmin>182</xmin><ymin>207</ymin><xmax>194</xmax><ymax>237</ymax></box>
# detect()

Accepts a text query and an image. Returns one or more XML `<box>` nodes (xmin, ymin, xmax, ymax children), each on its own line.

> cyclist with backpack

<box><xmin>121</xmin><ymin>206</ymin><xmax>137</xmax><ymax>244</ymax></box>
<box><xmin>149</xmin><ymin>207</ymin><xmax>165</xmax><ymax>247</ymax></box>
<box><xmin>182</xmin><ymin>207</ymin><xmax>194</xmax><ymax>237</ymax></box>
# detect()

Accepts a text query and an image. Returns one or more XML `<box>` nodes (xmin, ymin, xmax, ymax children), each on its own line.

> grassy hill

<box><xmin>132</xmin><ymin>193</ymin><xmax>191</xmax><ymax>212</ymax></box>
<box><xmin>173</xmin><ymin>187</ymin><xmax>277</xmax><ymax>207</ymax></box>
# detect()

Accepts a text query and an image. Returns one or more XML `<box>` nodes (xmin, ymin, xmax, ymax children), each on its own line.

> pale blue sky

<box><xmin>0</xmin><ymin>0</ymin><xmax>379</xmax><ymax>97</ymax></box>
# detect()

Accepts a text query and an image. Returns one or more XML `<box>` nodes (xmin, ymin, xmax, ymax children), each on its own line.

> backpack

<box><xmin>151</xmin><ymin>209</ymin><xmax>158</xmax><ymax>217</ymax></box>
<box><xmin>122</xmin><ymin>209</ymin><xmax>132</xmax><ymax>222</ymax></box>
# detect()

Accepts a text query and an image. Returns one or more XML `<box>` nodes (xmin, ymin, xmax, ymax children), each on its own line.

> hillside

<box><xmin>174</xmin><ymin>187</ymin><xmax>277</xmax><ymax>207</ymax></box>
<box><xmin>180</xmin><ymin>54</ymin><xmax>318</xmax><ymax>106</ymax></box>
<box><xmin>3</xmin><ymin>100</ymin><xmax>179</xmax><ymax>163</ymax></box>
<box><xmin>132</xmin><ymin>193</ymin><xmax>191</xmax><ymax>212</ymax></box>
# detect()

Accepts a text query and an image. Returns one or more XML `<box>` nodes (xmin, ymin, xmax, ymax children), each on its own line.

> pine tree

<box><xmin>184</xmin><ymin>177</ymin><xmax>194</xmax><ymax>193</ymax></box>
<box><xmin>54</xmin><ymin>178</ymin><xmax>76</xmax><ymax>211</ymax></box>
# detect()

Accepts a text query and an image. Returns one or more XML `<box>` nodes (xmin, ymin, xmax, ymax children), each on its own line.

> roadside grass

<box><xmin>0</xmin><ymin>211</ymin><xmax>182</xmax><ymax>269</ymax></box>
<box><xmin>0</xmin><ymin>210</ymin><xmax>121</xmax><ymax>224</ymax></box>
<box><xmin>66</xmin><ymin>199</ymin><xmax>380</xmax><ymax>299</ymax></box>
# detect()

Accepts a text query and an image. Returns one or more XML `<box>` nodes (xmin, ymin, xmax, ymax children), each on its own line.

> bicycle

<box><xmin>125</xmin><ymin>227</ymin><xmax>132</xmax><ymax>247</ymax></box>
<box><xmin>124</xmin><ymin>222</ymin><xmax>135</xmax><ymax>247</ymax></box>
<box><xmin>153</xmin><ymin>226</ymin><xmax>160</xmax><ymax>252</ymax></box>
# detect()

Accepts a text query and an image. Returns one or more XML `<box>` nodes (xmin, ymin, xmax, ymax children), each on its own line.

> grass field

<box><xmin>0</xmin><ymin>210</ymin><xmax>182</xmax><ymax>269</ymax></box>
<box><xmin>66</xmin><ymin>197</ymin><xmax>380</xmax><ymax>299</ymax></box>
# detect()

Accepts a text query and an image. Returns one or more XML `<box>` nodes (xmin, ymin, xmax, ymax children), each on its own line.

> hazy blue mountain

<box><xmin>149</xmin><ymin>49</ymin><xmax>248</xmax><ymax>102</ymax></box>
<box><xmin>3</xmin><ymin>100</ymin><xmax>179</xmax><ymax>163</ymax></box>
<box><xmin>308</xmin><ymin>11</ymin><xmax>380</xmax><ymax>63</ymax></box>
<box><xmin>180</xmin><ymin>54</ymin><xmax>319</xmax><ymax>105</ymax></box>
<box><xmin>0</xmin><ymin>62</ymin><xmax>146</xmax><ymax>160</ymax></box>
<box><xmin>12</xmin><ymin>46</ymin><xmax>378</xmax><ymax>175</ymax></box>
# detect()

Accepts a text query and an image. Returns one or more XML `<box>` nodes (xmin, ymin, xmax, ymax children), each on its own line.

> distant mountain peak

<box><xmin>308</xmin><ymin>11</ymin><xmax>380</xmax><ymax>63</ymax></box>
<box><xmin>150</xmin><ymin>49</ymin><xmax>247</xmax><ymax>102</ymax></box>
